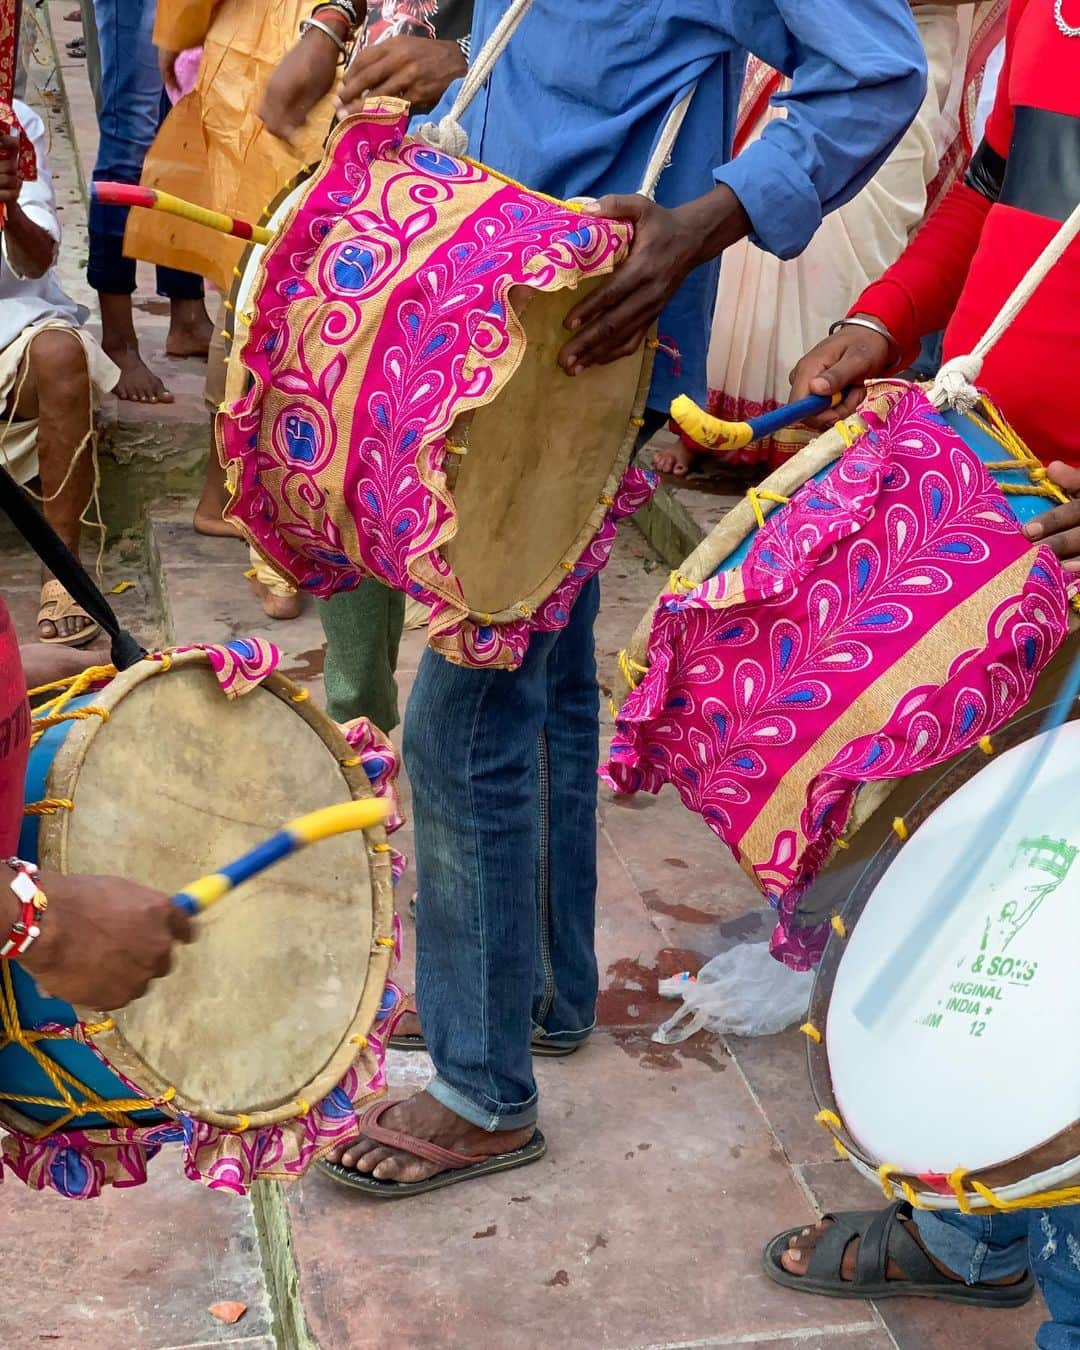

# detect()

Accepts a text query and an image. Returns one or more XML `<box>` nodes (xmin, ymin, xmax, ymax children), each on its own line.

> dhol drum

<box><xmin>2</xmin><ymin>643</ymin><xmax>402</xmax><ymax>1198</ymax></box>
<box><xmin>805</xmin><ymin>703</ymin><xmax>1080</xmax><ymax>1212</ymax></box>
<box><xmin>216</xmin><ymin>98</ymin><xmax>659</xmax><ymax>671</ymax></box>
<box><xmin>603</xmin><ymin>383</ymin><xmax>1077</xmax><ymax>967</ymax></box>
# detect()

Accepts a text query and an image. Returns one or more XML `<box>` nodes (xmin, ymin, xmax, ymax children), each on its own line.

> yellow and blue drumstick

<box><xmin>669</xmin><ymin>391</ymin><xmax>845</xmax><ymax>457</ymax></box>
<box><xmin>171</xmin><ymin>799</ymin><xmax>391</xmax><ymax>916</ymax></box>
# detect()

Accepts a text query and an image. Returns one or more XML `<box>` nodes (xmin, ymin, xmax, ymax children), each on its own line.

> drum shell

<box><xmin>2</xmin><ymin>650</ymin><xmax>394</xmax><ymax>1136</ymax></box>
<box><xmin>805</xmin><ymin>698</ymin><xmax>1080</xmax><ymax>1210</ymax></box>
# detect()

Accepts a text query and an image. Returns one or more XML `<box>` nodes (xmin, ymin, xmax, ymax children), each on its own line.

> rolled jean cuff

<box><xmin>427</xmin><ymin>1074</ymin><xmax>539</xmax><ymax>1133</ymax></box>
<box><xmin>531</xmin><ymin>1019</ymin><xmax>595</xmax><ymax>1047</ymax></box>
<box><xmin>913</xmin><ymin>1210</ymin><xmax>1028</xmax><ymax>1285</ymax></box>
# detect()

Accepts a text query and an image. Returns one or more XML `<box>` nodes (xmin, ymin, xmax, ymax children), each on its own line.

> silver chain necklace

<box><xmin>1055</xmin><ymin>0</ymin><xmax>1080</xmax><ymax>37</ymax></box>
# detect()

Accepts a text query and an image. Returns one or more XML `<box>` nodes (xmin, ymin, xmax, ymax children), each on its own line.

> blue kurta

<box><xmin>419</xmin><ymin>0</ymin><xmax>927</xmax><ymax>411</ymax></box>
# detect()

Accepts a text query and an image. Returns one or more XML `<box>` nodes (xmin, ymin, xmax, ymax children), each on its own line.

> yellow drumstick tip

<box><xmin>669</xmin><ymin>394</ymin><xmax>754</xmax><ymax>453</ymax></box>
<box><xmin>289</xmin><ymin>798</ymin><xmax>390</xmax><ymax>845</ymax></box>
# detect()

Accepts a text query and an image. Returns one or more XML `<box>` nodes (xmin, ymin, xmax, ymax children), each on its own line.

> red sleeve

<box><xmin>847</xmin><ymin>0</ymin><xmax>1019</xmax><ymax>364</ymax></box>
<box><xmin>852</xmin><ymin>181</ymin><xmax>993</xmax><ymax>365</ymax></box>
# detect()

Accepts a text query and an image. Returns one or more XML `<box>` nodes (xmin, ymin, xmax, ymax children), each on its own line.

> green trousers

<box><xmin>318</xmin><ymin>579</ymin><xmax>405</xmax><ymax>733</ymax></box>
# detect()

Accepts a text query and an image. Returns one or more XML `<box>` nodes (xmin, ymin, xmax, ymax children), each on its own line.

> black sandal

<box><xmin>763</xmin><ymin>1201</ymin><xmax>1035</xmax><ymax>1307</ymax></box>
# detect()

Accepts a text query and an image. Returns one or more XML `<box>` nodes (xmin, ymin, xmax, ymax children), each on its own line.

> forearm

<box><xmin>677</xmin><ymin>184</ymin><xmax>752</xmax><ymax>270</ymax></box>
<box><xmin>2</xmin><ymin>202</ymin><xmax>56</xmax><ymax>279</ymax></box>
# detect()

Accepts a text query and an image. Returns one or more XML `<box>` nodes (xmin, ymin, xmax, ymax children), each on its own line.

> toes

<box><xmin>38</xmin><ymin>620</ymin><xmax>57</xmax><ymax>640</ymax></box>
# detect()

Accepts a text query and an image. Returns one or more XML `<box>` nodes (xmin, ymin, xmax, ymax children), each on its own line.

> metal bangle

<box><xmin>828</xmin><ymin>316</ymin><xmax>902</xmax><ymax>369</ymax></box>
<box><xmin>299</xmin><ymin>16</ymin><xmax>349</xmax><ymax>56</ymax></box>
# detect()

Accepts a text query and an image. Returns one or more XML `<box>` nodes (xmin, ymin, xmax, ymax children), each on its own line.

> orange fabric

<box><xmin>124</xmin><ymin>0</ymin><xmax>334</xmax><ymax>291</ymax></box>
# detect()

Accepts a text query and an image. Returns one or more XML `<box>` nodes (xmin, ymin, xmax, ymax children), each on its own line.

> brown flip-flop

<box><xmin>317</xmin><ymin>1100</ymin><xmax>546</xmax><ymax>1199</ymax></box>
<box><xmin>386</xmin><ymin>994</ymin><xmax>585</xmax><ymax>1057</ymax></box>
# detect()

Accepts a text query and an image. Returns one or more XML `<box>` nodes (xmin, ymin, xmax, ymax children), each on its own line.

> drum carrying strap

<box><xmin>415</xmin><ymin>0</ymin><xmax>696</xmax><ymax>199</ymax></box>
<box><xmin>0</xmin><ymin>463</ymin><xmax>145</xmax><ymax>669</ymax></box>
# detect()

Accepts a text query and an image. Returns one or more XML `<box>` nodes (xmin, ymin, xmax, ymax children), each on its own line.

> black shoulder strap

<box><xmin>0</xmin><ymin>464</ymin><xmax>145</xmax><ymax>670</ymax></box>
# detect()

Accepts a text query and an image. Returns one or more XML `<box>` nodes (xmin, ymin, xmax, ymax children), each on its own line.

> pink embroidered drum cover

<box><xmin>602</xmin><ymin>388</ymin><xmax>1074</xmax><ymax>969</ymax></box>
<box><xmin>218</xmin><ymin>100</ymin><xmax>656</xmax><ymax>669</ymax></box>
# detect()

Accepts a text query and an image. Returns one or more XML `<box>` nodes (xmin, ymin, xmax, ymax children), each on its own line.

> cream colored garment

<box><xmin>706</xmin><ymin>8</ymin><xmax>964</xmax><ymax>422</ymax></box>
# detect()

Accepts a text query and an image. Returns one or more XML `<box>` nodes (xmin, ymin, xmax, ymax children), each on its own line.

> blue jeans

<box><xmin>87</xmin><ymin>0</ymin><xmax>203</xmax><ymax>299</ymax></box>
<box><xmin>915</xmin><ymin>1208</ymin><xmax>1080</xmax><ymax>1348</ymax></box>
<box><xmin>402</xmin><ymin>576</ymin><xmax>602</xmax><ymax>1131</ymax></box>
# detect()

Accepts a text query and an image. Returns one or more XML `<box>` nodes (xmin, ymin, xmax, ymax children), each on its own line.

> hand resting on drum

<box><xmin>1023</xmin><ymin>463</ymin><xmax>1080</xmax><ymax>571</ymax></box>
<box><xmin>559</xmin><ymin>186</ymin><xmax>750</xmax><ymax>375</ymax></box>
<box><xmin>16</xmin><ymin>872</ymin><xmax>193</xmax><ymax>1010</ymax></box>
<box><xmin>335</xmin><ymin>37</ymin><xmax>468</xmax><ymax>116</ymax></box>
<box><xmin>788</xmin><ymin>317</ymin><xmax>896</xmax><ymax>429</ymax></box>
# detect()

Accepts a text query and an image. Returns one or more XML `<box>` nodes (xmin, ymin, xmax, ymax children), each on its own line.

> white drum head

<box><xmin>827</xmin><ymin>719</ymin><xmax>1080</xmax><ymax>1174</ymax></box>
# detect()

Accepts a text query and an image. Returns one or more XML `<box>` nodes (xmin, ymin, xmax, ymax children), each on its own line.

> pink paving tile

<box><xmin>0</xmin><ymin>1166</ymin><xmax>271</xmax><ymax>1348</ymax></box>
<box><xmin>286</xmin><ymin>1031</ymin><xmax>881</xmax><ymax>1350</ymax></box>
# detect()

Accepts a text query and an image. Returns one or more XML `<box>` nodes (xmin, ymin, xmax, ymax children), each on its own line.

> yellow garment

<box><xmin>124</xmin><ymin>0</ymin><xmax>335</xmax><ymax>292</ymax></box>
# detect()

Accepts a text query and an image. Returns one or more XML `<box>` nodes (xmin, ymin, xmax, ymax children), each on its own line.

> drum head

<box><xmin>38</xmin><ymin>653</ymin><xmax>391</xmax><ymax>1125</ymax></box>
<box><xmin>826</xmin><ymin>717</ymin><xmax>1080</xmax><ymax>1175</ymax></box>
<box><xmin>444</xmin><ymin>279</ymin><xmax>651</xmax><ymax>618</ymax></box>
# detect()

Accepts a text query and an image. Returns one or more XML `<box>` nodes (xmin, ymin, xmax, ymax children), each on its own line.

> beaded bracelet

<box><xmin>1</xmin><ymin>859</ymin><xmax>47</xmax><ymax>959</ymax></box>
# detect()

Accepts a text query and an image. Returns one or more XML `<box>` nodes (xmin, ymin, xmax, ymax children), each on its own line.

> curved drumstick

<box><xmin>669</xmin><ymin>391</ymin><xmax>844</xmax><ymax>457</ymax></box>
<box><xmin>171</xmin><ymin>798</ymin><xmax>391</xmax><ymax>916</ymax></box>
<box><xmin>91</xmin><ymin>182</ymin><xmax>274</xmax><ymax>247</ymax></box>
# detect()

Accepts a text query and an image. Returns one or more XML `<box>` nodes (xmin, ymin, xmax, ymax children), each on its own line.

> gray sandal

<box><xmin>763</xmin><ymin>1201</ymin><xmax>1035</xmax><ymax>1307</ymax></box>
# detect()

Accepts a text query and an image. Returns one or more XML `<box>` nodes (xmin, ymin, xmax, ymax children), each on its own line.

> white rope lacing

<box><xmin>931</xmin><ymin>199</ymin><xmax>1080</xmax><ymax>412</ymax></box>
<box><xmin>639</xmin><ymin>87</ymin><xmax>695</xmax><ymax>200</ymax></box>
<box><xmin>416</xmin><ymin>0</ymin><xmax>534</xmax><ymax>157</ymax></box>
<box><xmin>415</xmin><ymin>0</ymin><xmax>694</xmax><ymax>200</ymax></box>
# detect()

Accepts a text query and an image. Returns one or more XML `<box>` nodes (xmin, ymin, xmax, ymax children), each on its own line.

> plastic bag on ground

<box><xmin>654</xmin><ymin>941</ymin><xmax>814</xmax><ymax>1043</ymax></box>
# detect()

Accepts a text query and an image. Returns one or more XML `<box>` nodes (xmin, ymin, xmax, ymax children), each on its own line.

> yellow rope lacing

<box><xmin>26</xmin><ymin>665</ymin><xmax>116</xmax><ymax>749</ymax></box>
<box><xmin>811</xmin><ymin>1111</ymin><xmax>1080</xmax><ymax>1210</ymax></box>
<box><xmin>0</xmin><ymin>963</ymin><xmax>169</xmax><ymax>1137</ymax></box>
<box><xmin>746</xmin><ymin>488</ymin><xmax>791</xmax><ymax>531</ymax></box>
<box><xmin>618</xmin><ymin>649</ymin><xmax>648</xmax><ymax>690</ymax></box>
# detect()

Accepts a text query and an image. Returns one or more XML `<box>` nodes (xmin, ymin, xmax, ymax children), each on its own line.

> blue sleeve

<box><xmin>714</xmin><ymin>0</ymin><xmax>927</xmax><ymax>260</ymax></box>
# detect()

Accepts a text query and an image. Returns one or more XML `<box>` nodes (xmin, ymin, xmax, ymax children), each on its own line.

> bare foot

<box><xmin>652</xmin><ymin>442</ymin><xmax>698</xmax><ymax>476</ymax></box>
<box><xmin>165</xmin><ymin>299</ymin><xmax>213</xmax><ymax>359</ymax></box>
<box><xmin>781</xmin><ymin>1214</ymin><xmax>1024</xmax><ymax>1287</ymax></box>
<box><xmin>106</xmin><ymin>344</ymin><xmax>174</xmax><ymax>404</ymax></box>
<box><xmin>194</xmin><ymin>441</ymin><xmax>244</xmax><ymax>537</ymax></box>
<box><xmin>247</xmin><ymin>573</ymin><xmax>302</xmax><ymax>620</ymax></box>
<box><xmin>326</xmin><ymin>1092</ymin><xmax>534</xmax><ymax>1184</ymax></box>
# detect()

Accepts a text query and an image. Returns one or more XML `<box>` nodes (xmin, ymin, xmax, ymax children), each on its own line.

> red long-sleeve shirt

<box><xmin>855</xmin><ymin>0</ymin><xmax>1080</xmax><ymax>465</ymax></box>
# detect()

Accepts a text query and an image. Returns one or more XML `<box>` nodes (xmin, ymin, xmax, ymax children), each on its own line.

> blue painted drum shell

<box><xmin>3</xmin><ymin>688</ymin><xmax>165</xmax><ymax>1130</ymax></box>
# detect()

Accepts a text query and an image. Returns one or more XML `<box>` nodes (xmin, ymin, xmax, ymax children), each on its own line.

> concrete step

<box><xmin>146</xmin><ymin>497</ymin><xmax>333</xmax><ymax>703</ymax></box>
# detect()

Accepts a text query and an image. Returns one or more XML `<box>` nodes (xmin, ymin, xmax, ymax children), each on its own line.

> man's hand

<box><xmin>559</xmin><ymin>185</ymin><xmax>750</xmax><ymax>376</ymax></box>
<box><xmin>788</xmin><ymin>319</ymin><xmax>894</xmax><ymax>429</ymax></box>
<box><xmin>0</xmin><ymin>131</ymin><xmax>22</xmax><ymax>206</ymax></box>
<box><xmin>259</xmin><ymin>28</ymin><xmax>342</xmax><ymax>145</ymax></box>
<box><xmin>21</xmin><ymin>872</ymin><xmax>194</xmax><ymax>1009</ymax></box>
<box><xmin>336</xmin><ymin>36</ymin><xmax>466</xmax><ymax>115</ymax></box>
<box><xmin>1023</xmin><ymin>463</ymin><xmax>1080</xmax><ymax>572</ymax></box>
